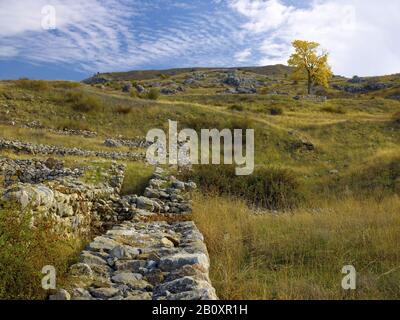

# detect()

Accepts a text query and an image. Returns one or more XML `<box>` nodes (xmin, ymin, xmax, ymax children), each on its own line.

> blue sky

<box><xmin>1</xmin><ymin>0</ymin><xmax>399</xmax><ymax>80</ymax></box>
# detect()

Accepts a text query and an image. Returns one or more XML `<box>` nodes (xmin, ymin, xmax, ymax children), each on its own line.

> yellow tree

<box><xmin>288</xmin><ymin>40</ymin><xmax>333</xmax><ymax>95</ymax></box>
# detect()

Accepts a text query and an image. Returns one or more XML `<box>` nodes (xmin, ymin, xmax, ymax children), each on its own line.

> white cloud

<box><xmin>0</xmin><ymin>0</ymin><xmax>243</xmax><ymax>73</ymax></box>
<box><xmin>235</xmin><ymin>48</ymin><xmax>252</xmax><ymax>62</ymax></box>
<box><xmin>230</xmin><ymin>0</ymin><xmax>293</xmax><ymax>33</ymax></box>
<box><xmin>1</xmin><ymin>0</ymin><xmax>399</xmax><ymax>77</ymax></box>
<box><xmin>229</xmin><ymin>0</ymin><xmax>400</xmax><ymax>76</ymax></box>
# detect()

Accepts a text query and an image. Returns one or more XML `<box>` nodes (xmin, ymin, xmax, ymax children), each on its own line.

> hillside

<box><xmin>1</xmin><ymin>65</ymin><xmax>400</xmax><ymax>300</ymax></box>
<box><xmin>83</xmin><ymin>64</ymin><xmax>294</xmax><ymax>82</ymax></box>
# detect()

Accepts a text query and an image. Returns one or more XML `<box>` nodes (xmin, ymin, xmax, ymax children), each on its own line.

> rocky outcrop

<box><xmin>333</xmin><ymin>82</ymin><xmax>392</xmax><ymax>94</ymax></box>
<box><xmin>224</xmin><ymin>71</ymin><xmax>257</xmax><ymax>94</ymax></box>
<box><xmin>0</xmin><ymin>139</ymin><xmax>144</xmax><ymax>161</ymax></box>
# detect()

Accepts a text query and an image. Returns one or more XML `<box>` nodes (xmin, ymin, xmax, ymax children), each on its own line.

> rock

<box><xmin>144</xmin><ymin>187</ymin><xmax>160</xmax><ymax>198</ymax></box>
<box><xmin>136</xmin><ymin>196</ymin><xmax>155</xmax><ymax>211</ymax></box>
<box><xmin>109</xmin><ymin>245</ymin><xmax>140</xmax><ymax>260</ymax></box>
<box><xmin>115</xmin><ymin>260</ymin><xmax>147</xmax><ymax>272</ymax></box>
<box><xmin>104</xmin><ymin>139</ymin><xmax>121</xmax><ymax>148</ymax></box>
<box><xmin>172</xmin><ymin>181</ymin><xmax>185</xmax><ymax>190</ymax></box>
<box><xmin>111</xmin><ymin>272</ymin><xmax>144</xmax><ymax>287</ymax></box>
<box><xmin>81</xmin><ymin>251</ymin><xmax>108</xmax><ymax>265</ymax></box>
<box><xmin>154</xmin><ymin>276</ymin><xmax>216</xmax><ymax>299</ymax></box>
<box><xmin>159</xmin><ymin>253</ymin><xmax>209</xmax><ymax>272</ymax></box>
<box><xmin>160</xmin><ymin>237</ymin><xmax>175</xmax><ymax>248</ymax></box>
<box><xmin>88</xmin><ymin>236</ymin><xmax>121</xmax><ymax>252</ymax></box>
<box><xmin>89</xmin><ymin>287</ymin><xmax>120</xmax><ymax>299</ymax></box>
<box><xmin>136</xmin><ymin>85</ymin><xmax>146</xmax><ymax>93</ymax></box>
<box><xmin>70</xmin><ymin>263</ymin><xmax>93</xmax><ymax>278</ymax></box>
<box><xmin>49</xmin><ymin>289</ymin><xmax>71</xmax><ymax>300</ymax></box>
<box><xmin>348</xmin><ymin>75</ymin><xmax>364</xmax><ymax>84</ymax></box>
<box><xmin>160</xmin><ymin>88</ymin><xmax>177</xmax><ymax>95</ymax></box>
<box><xmin>224</xmin><ymin>71</ymin><xmax>242</xmax><ymax>87</ymax></box>
<box><xmin>185</xmin><ymin>182</ymin><xmax>197</xmax><ymax>190</ymax></box>
<box><xmin>122</xmin><ymin>83</ymin><xmax>132</xmax><ymax>93</ymax></box>
<box><xmin>125</xmin><ymin>292</ymin><xmax>152</xmax><ymax>300</ymax></box>
<box><xmin>72</xmin><ymin>288</ymin><xmax>92</xmax><ymax>299</ymax></box>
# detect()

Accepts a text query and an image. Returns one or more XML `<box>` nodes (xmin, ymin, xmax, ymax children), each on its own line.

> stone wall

<box><xmin>0</xmin><ymin>154</ymin><xmax>217</xmax><ymax>300</ymax></box>
<box><xmin>1</xmin><ymin>158</ymin><xmax>125</xmax><ymax>238</ymax></box>
<box><xmin>57</xmin><ymin>167</ymin><xmax>218</xmax><ymax>300</ymax></box>
<box><xmin>0</xmin><ymin>138</ymin><xmax>144</xmax><ymax>161</ymax></box>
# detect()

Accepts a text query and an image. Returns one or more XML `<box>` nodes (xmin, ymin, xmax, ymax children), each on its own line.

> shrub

<box><xmin>393</xmin><ymin>111</ymin><xmax>400</xmax><ymax>124</ymax></box>
<box><xmin>115</xmin><ymin>105</ymin><xmax>132</xmax><ymax>115</ymax></box>
<box><xmin>159</xmin><ymin>73</ymin><xmax>170</xmax><ymax>80</ymax></box>
<box><xmin>14</xmin><ymin>79</ymin><xmax>50</xmax><ymax>92</ymax></box>
<box><xmin>0</xmin><ymin>202</ymin><xmax>82</xmax><ymax>299</ymax></box>
<box><xmin>146</xmin><ymin>88</ymin><xmax>160</xmax><ymax>100</ymax></box>
<box><xmin>229</xmin><ymin>104</ymin><xmax>244</xmax><ymax>112</ymax></box>
<box><xmin>56</xmin><ymin>119</ymin><xmax>91</xmax><ymax>131</ymax></box>
<box><xmin>64</xmin><ymin>91</ymin><xmax>102</xmax><ymax>112</ymax></box>
<box><xmin>181</xmin><ymin>165</ymin><xmax>304</xmax><ymax>210</ymax></box>
<box><xmin>269</xmin><ymin>106</ymin><xmax>284</xmax><ymax>116</ymax></box>
<box><xmin>321</xmin><ymin>106</ymin><xmax>346</xmax><ymax>114</ymax></box>
<box><xmin>52</xmin><ymin>81</ymin><xmax>81</xmax><ymax>89</ymax></box>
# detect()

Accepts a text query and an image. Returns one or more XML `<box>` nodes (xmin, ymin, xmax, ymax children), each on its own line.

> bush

<box><xmin>64</xmin><ymin>91</ymin><xmax>102</xmax><ymax>112</ymax></box>
<box><xmin>52</xmin><ymin>81</ymin><xmax>81</xmax><ymax>89</ymax></box>
<box><xmin>0</xmin><ymin>202</ymin><xmax>82</xmax><ymax>299</ymax></box>
<box><xmin>393</xmin><ymin>111</ymin><xmax>400</xmax><ymax>124</ymax></box>
<box><xmin>229</xmin><ymin>104</ymin><xmax>244</xmax><ymax>112</ymax></box>
<box><xmin>146</xmin><ymin>88</ymin><xmax>160</xmax><ymax>100</ymax></box>
<box><xmin>182</xmin><ymin>165</ymin><xmax>304</xmax><ymax>210</ymax></box>
<box><xmin>14</xmin><ymin>79</ymin><xmax>50</xmax><ymax>92</ymax></box>
<box><xmin>115</xmin><ymin>105</ymin><xmax>132</xmax><ymax>114</ymax></box>
<box><xmin>321</xmin><ymin>106</ymin><xmax>346</xmax><ymax>114</ymax></box>
<box><xmin>269</xmin><ymin>106</ymin><xmax>284</xmax><ymax>116</ymax></box>
<box><xmin>56</xmin><ymin>119</ymin><xmax>91</xmax><ymax>131</ymax></box>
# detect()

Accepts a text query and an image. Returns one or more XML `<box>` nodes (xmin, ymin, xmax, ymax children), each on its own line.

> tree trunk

<box><xmin>307</xmin><ymin>71</ymin><xmax>312</xmax><ymax>95</ymax></box>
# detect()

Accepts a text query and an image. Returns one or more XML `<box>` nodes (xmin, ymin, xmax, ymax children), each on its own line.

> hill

<box><xmin>83</xmin><ymin>64</ymin><xmax>294</xmax><ymax>83</ymax></box>
<box><xmin>0</xmin><ymin>66</ymin><xmax>400</xmax><ymax>299</ymax></box>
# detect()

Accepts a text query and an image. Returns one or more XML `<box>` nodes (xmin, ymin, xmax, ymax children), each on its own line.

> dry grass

<box><xmin>0</xmin><ymin>202</ymin><xmax>84</xmax><ymax>300</ymax></box>
<box><xmin>193</xmin><ymin>193</ymin><xmax>400</xmax><ymax>300</ymax></box>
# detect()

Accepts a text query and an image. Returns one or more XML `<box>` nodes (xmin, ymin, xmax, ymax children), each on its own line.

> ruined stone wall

<box><xmin>1</xmin><ymin>157</ymin><xmax>125</xmax><ymax>238</ymax></box>
<box><xmin>58</xmin><ymin>168</ymin><xmax>218</xmax><ymax>300</ymax></box>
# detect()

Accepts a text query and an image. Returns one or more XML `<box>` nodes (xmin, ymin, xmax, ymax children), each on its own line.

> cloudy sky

<box><xmin>0</xmin><ymin>0</ymin><xmax>399</xmax><ymax>80</ymax></box>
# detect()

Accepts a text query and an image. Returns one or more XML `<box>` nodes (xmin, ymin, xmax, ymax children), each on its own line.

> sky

<box><xmin>0</xmin><ymin>0</ymin><xmax>399</xmax><ymax>80</ymax></box>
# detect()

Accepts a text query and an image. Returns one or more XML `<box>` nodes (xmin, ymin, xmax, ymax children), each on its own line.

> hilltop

<box><xmin>83</xmin><ymin>64</ymin><xmax>293</xmax><ymax>82</ymax></box>
<box><xmin>83</xmin><ymin>64</ymin><xmax>400</xmax><ymax>101</ymax></box>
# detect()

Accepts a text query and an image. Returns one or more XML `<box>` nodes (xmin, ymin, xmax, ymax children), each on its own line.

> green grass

<box><xmin>120</xmin><ymin>162</ymin><xmax>154</xmax><ymax>195</ymax></box>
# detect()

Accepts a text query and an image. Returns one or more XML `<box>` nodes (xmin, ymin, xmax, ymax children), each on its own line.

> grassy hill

<box><xmin>83</xmin><ymin>64</ymin><xmax>294</xmax><ymax>82</ymax></box>
<box><xmin>1</xmin><ymin>65</ymin><xmax>399</xmax><ymax>299</ymax></box>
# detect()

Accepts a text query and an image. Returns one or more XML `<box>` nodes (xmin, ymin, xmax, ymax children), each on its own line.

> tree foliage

<box><xmin>288</xmin><ymin>40</ymin><xmax>333</xmax><ymax>94</ymax></box>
